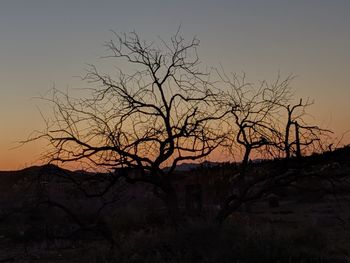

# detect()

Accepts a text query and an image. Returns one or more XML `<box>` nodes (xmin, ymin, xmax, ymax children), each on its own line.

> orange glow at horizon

<box><xmin>1</xmin><ymin>1</ymin><xmax>350</xmax><ymax>171</ymax></box>
<box><xmin>2</xmin><ymin>129</ymin><xmax>349</xmax><ymax>171</ymax></box>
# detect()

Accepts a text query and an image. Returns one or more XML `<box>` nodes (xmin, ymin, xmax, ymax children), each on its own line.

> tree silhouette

<box><xmin>220</xmin><ymin>73</ymin><xmax>292</xmax><ymax>176</ymax></box>
<box><xmin>214</xmin><ymin>73</ymin><xmax>293</xmax><ymax>222</ymax></box>
<box><xmin>29</xmin><ymin>30</ymin><xmax>227</xmax><ymax>221</ymax></box>
<box><xmin>272</xmin><ymin>98</ymin><xmax>332</xmax><ymax>159</ymax></box>
<box><xmin>214</xmin><ymin>73</ymin><xmax>332</xmax><ymax>224</ymax></box>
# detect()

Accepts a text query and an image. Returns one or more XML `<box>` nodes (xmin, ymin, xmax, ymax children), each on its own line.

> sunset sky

<box><xmin>0</xmin><ymin>0</ymin><xmax>349</xmax><ymax>170</ymax></box>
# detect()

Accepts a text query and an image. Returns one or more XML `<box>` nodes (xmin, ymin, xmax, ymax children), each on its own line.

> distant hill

<box><xmin>1</xmin><ymin>145</ymin><xmax>350</xmax><ymax>176</ymax></box>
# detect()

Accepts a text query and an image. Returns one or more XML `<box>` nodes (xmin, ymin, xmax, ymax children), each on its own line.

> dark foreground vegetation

<box><xmin>1</xmin><ymin>146</ymin><xmax>350</xmax><ymax>262</ymax></box>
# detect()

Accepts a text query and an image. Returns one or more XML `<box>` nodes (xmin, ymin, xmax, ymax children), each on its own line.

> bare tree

<box><xmin>28</xmin><ymin>30</ymin><xmax>227</xmax><ymax>221</ymax></box>
<box><xmin>218</xmin><ymin>73</ymin><xmax>291</xmax><ymax>181</ymax></box>
<box><xmin>213</xmin><ymin>73</ymin><xmax>293</xmax><ymax>222</ymax></box>
<box><xmin>214</xmin><ymin>73</ymin><xmax>334</xmax><ymax>224</ymax></box>
<box><xmin>273</xmin><ymin>98</ymin><xmax>332</xmax><ymax>159</ymax></box>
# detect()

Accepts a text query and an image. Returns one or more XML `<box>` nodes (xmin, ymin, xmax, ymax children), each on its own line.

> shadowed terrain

<box><xmin>0</xmin><ymin>146</ymin><xmax>349</xmax><ymax>262</ymax></box>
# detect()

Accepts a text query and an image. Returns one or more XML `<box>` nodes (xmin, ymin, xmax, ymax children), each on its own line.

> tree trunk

<box><xmin>285</xmin><ymin>122</ymin><xmax>291</xmax><ymax>159</ymax></box>
<box><xmin>164</xmin><ymin>189</ymin><xmax>180</xmax><ymax>224</ymax></box>
<box><xmin>241</xmin><ymin>146</ymin><xmax>251</xmax><ymax>176</ymax></box>
<box><xmin>295</xmin><ymin>121</ymin><xmax>302</xmax><ymax>158</ymax></box>
<box><xmin>155</xmin><ymin>181</ymin><xmax>180</xmax><ymax>225</ymax></box>
<box><xmin>215</xmin><ymin>147</ymin><xmax>251</xmax><ymax>224</ymax></box>
<box><xmin>239</xmin><ymin>147</ymin><xmax>251</xmax><ymax>198</ymax></box>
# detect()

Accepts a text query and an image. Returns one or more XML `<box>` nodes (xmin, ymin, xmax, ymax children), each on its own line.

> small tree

<box><xmin>214</xmin><ymin>73</ymin><xmax>333</xmax><ymax>224</ymax></box>
<box><xmin>29</xmin><ymin>31</ymin><xmax>227</xmax><ymax>221</ymax></box>
<box><xmin>218</xmin><ymin>73</ymin><xmax>292</xmax><ymax>180</ymax></box>
<box><xmin>214</xmin><ymin>73</ymin><xmax>292</xmax><ymax>222</ymax></box>
<box><xmin>274</xmin><ymin>98</ymin><xmax>332</xmax><ymax>159</ymax></box>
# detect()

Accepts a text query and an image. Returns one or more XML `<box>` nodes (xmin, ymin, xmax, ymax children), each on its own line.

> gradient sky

<box><xmin>0</xmin><ymin>0</ymin><xmax>349</xmax><ymax>170</ymax></box>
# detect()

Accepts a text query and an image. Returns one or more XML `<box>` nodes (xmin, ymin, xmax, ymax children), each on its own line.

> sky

<box><xmin>0</xmin><ymin>0</ymin><xmax>349</xmax><ymax>170</ymax></box>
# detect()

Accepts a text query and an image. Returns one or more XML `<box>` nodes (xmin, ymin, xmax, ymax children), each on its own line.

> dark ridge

<box><xmin>1</xmin><ymin>145</ymin><xmax>349</xmax><ymax>178</ymax></box>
